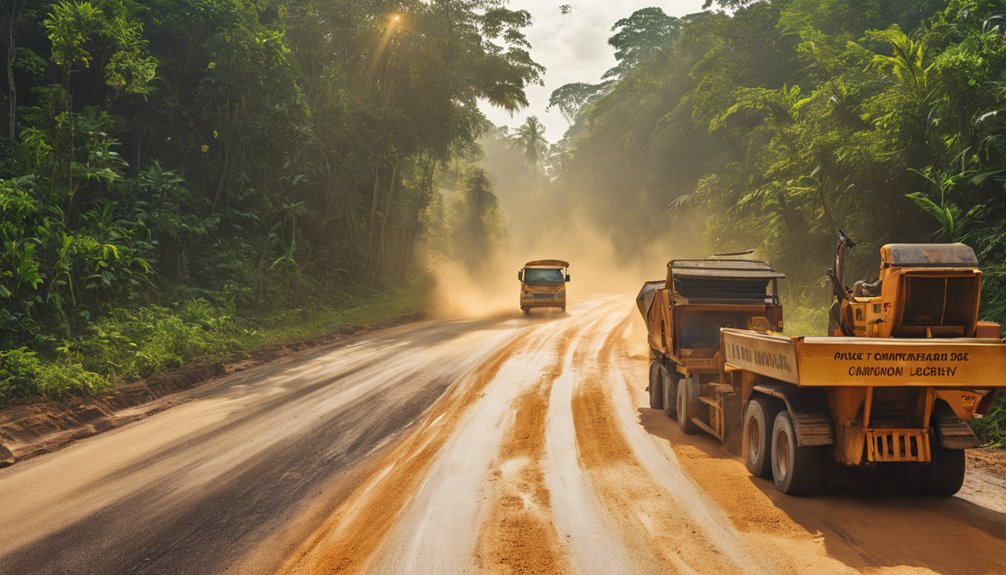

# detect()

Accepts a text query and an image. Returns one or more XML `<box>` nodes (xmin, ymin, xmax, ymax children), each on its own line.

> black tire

<box><xmin>648</xmin><ymin>361</ymin><xmax>663</xmax><ymax>410</ymax></box>
<box><xmin>771</xmin><ymin>411</ymin><xmax>825</xmax><ymax>496</ymax></box>
<box><xmin>661</xmin><ymin>367</ymin><xmax>679</xmax><ymax>420</ymax></box>
<box><xmin>913</xmin><ymin>442</ymin><xmax>966</xmax><ymax>496</ymax></box>
<box><xmin>743</xmin><ymin>396</ymin><xmax>781</xmax><ymax>479</ymax></box>
<box><xmin>561</xmin><ymin>305</ymin><xmax>566</xmax><ymax>312</ymax></box>
<box><xmin>522</xmin><ymin>307</ymin><xmax>530</xmax><ymax>316</ymax></box>
<box><xmin>676</xmin><ymin>377</ymin><xmax>701</xmax><ymax>434</ymax></box>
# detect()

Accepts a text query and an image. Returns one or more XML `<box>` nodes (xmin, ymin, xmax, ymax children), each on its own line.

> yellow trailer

<box><xmin>718</xmin><ymin>329</ymin><xmax>1006</xmax><ymax>495</ymax></box>
<box><xmin>638</xmin><ymin>239</ymin><xmax>1006</xmax><ymax>496</ymax></box>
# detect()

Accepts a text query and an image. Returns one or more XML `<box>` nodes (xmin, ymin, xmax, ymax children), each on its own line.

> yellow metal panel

<box><xmin>935</xmin><ymin>389</ymin><xmax>985</xmax><ymax>419</ymax></box>
<box><xmin>721</xmin><ymin>329</ymin><xmax>799</xmax><ymax>384</ymax></box>
<box><xmin>865</xmin><ymin>428</ymin><xmax>930</xmax><ymax>463</ymax></box>
<box><xmin>794</xmin><ymin>337</ymin><xmax>1006</xmax><ymax>388</ymax></box>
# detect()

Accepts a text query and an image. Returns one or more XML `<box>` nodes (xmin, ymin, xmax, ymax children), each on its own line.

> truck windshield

<box><xmin>523</xmin><ymin>268</ymin><xmax>565</xmax><ymax>284</ymax></box>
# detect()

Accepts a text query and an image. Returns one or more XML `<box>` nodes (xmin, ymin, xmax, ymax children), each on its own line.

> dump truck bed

<box><xmin>721</xmin><ymin>328</ymin><xmax>1006</xmax><ymax>388</ymax></box>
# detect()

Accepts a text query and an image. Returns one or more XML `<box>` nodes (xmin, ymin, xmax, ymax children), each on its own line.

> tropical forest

<box><xmin>2</xmin><ymin>0</ymin><xmax>1006</xmax><ymax>441</ymax></box>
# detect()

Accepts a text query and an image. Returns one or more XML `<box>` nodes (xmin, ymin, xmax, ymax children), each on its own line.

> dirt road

<box><xmin>0</xmin><ymin>315</ymin><xmax>526</xmax><ymax>574</ymax></box>
<box><xmin>281</xmin><ymin>297</ymin><xmax>1006</xmax><ymax>575</ymax></box>
<box><xmin>2</xmin><ymin>296</ymin><xmax>1005</xmax><ymax>574</ymax></box>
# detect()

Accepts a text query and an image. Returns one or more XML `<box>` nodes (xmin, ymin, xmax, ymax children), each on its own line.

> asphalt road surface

<box><xmin>2</xmin><ymin>295</ymin><xmax>1006</xmax><ymax>574</ymax></box>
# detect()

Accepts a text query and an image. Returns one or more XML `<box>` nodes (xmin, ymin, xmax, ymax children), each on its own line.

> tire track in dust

<box><xmin>611</xmin><ymin>319</ymin><xmax>1006</xmax><ymax>574</ymax></box>
<box><xmin>571</xmin><ymin>313</ymin><xmax>751</xmax><ymax>574</ymax></box>
<box><xmin>277</xmin><ymin>335</ymin><xmax>527</xmax><ymax>575</ymax></box>
<box><xmin>474</xmin><ymin>325</ymin><xmax>577</xmax><ymax>575</ymax></box>
<box><xmin>606</xmin><ymin>321</ymin><xmax>857</xmax><ymax>574</ymax></box>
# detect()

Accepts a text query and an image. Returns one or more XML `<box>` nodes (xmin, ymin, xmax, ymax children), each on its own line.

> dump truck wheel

<box><xmin>648</xmin><ymin>361</ymin><xmax>663</xmax><ymax>410</ymax></box>
<box><xmin>930</xmin><ymin>445</ymin><xmax>966</xmax><ymax>496</ymax></box>
<box><xmin>771</xmin><ymin>411</ymin><xmax>825</xmax><ymax>496</ymax></box>
<box><xmin>676</xmin><ymin>378</ymin><xmax>701</xmax><ymax>434</ymax></box>
<box><xmin>661</xmin><ymin>367</ymin><xmax>678</xmax><ymax>420</ymax></box>
<box><xmin>914</xmin><ymin>443</ymin><xmax>966</xmax><ymax>496</ymax></box>
<box><xmin>743</xmin><ymin>396</ymin><xmax>780</xmax><ymax>479</ymax></box>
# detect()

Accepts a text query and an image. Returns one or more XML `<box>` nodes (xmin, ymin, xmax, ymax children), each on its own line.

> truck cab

<box><xmin>518</xmin><ymin>260</ymin><xmax>570</xmax><ymax>314</ymax></box>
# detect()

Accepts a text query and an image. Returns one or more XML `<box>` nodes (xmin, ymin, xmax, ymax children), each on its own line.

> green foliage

<box><xmin>0</xmin><ymin>348</ymin><xmax>42</xmax><ymax>407</ymax></box>
<box><xmin>0</xmin><ymin>283</ymin><xmax>428</xmax><ymax>408</ymax></box>
<box><xmin>1</xmin><ymin>0</ymin><xmax>539</xmax><ymax>405</ymax></box>
<box><xmin>554</xmin><ymin>0</ymin><xmax>1006</xmax><ymax>325</ymax></box>
<box><xmin>73</xmin><ymin>299</ymin><xmax>242</xmax><ymax>382</ymax></box>
<box><xmin>36</xmin><ymin>361</ymin><xmax>108</xmax><ymax>399</ymax></box>
<box><xmin>605</xmin><ymin>7</ymin><xmax>680</xmax><ymax>80</ymax></box>
<box><xmin>43</xmin><ymin>1</ymin><xmax>104</xmax><ymax>73</ymax></box>
<box><xmin>972</xmin><ymin>393</ymin><xmax>1006</xmax><ymax>448</ymax></box>
<box><xmin>452</xmin><ymin>168</ymin><xmax>505</xmax><ymax>273</ymax></box>
<box><xmin>782</xmin><ymin>298</ymin><xmax>831</xmax><ymax>338</ymax></box>
<box><xmin>0</xmin><ymin>346</ymin><xmax>107</xmax><ymax>406</ymax></box>
<box><xmin>547</xmin><ymin>81</ymin><xmax>613</xmax><ymax>125</ymax></box>
<box><xmin>513</xmin><ymin>116</ymin><xmax>547</xmax><ymax>174</ymax></box>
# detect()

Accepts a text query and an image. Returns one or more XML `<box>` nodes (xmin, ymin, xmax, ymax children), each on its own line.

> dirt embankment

<box><xmin>0</xmin><ymin>314</ymin><xmax>423</xmax><ymax>466</ymax></box>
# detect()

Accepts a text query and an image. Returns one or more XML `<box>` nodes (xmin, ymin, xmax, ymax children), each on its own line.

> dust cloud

<box><xmin>426</xmin><ymin>174</ymin><xmax>696</xmax><ymax>322</ymax></box>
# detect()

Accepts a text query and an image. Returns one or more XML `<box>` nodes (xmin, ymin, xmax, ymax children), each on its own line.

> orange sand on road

<box><xmin>278</xmin><ymin>298</ymin><xmax>1006</xmax><ymax>575</ymax></box>
<box><xmin>474</xmin><ymin>329</ymin><xmax>574</xmax><ymax>574</ymax></box>
<box><xmin>571</xmin><ymin>317</ymin><xmax>750</xmax><ymax>574</ymax></box>
<box><xmin>278</xmin><ymin>335</ymin><xmax>525</xmax><ymax>575</ymax></box>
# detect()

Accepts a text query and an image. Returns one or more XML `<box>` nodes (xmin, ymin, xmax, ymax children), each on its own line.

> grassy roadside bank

<box><xmin>0</xmin><ymin>279</ymin><xmax>432</xmax><ymax>409</ymax></box>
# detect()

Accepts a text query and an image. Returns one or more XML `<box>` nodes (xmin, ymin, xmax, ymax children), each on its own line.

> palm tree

<box><xmin>514</xmin><ymin>116</ymin><xmax>548</xmax><ymax>175</ymax></box>
<box><xmin>457</xmin><ymin>169</ymin><xmax>502</xmax><ymax>271</ymax></box>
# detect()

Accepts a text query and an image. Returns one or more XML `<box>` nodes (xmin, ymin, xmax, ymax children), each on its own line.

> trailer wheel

<box><xmin>676</xmin><ymin>378</ymin><xmax>701</xmax><ymax>434</ymax></box>
<box><xmin>771</xmin><ymin>411</ymin><xmax>825</xmax><ymax>496</ymax></box>
<box><xmin>743</xmin><ymin>396</ymin><xmax>780</xmax><ymax>479</ymax></box>
<box><xmin>648</xmin><ymin>361</ymin><xmax>663</xmax><ymax>410</ymax></box>
<box><xmin>661</xmin><ymin>367</ymin><xmax>679</xmax><ymax>421</ymax></box>
<box><xmin>522</xmin><ymin>307</ymin><xmax>530</xmax><ymax>316</ymax></box>
<box><xmin>912</xmin><ymin>442</ymin><xmax>966</xmax><ymax>496</ymax></box>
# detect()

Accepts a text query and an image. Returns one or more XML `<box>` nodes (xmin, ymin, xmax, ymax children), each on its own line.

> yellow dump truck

<box><xmin>637</xmin><ymin>240</ymin><xmax>1006</xmax><ymax>496</ymax></box>
<box><xmin>518</xmin><ymin>259</ymin><xmax>570</xmax><ymax>314</ymax></box>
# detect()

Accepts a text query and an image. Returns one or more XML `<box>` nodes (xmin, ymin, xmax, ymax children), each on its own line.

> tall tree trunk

<box><xmin>5</xmin><ymin>15</ymin><xmax>14</xmax><ymax>143</ymax></box>
<box><xmin>2</xmin><ymin>0</ymin><xmax>23</xmax><ymax>144</ymax></box>
<box><xmin>376</xmin><ymin>157</ymin><xmax>400</xmax><ymax>278</ymax></box>
<box><xmin>399</xmin><ymin>154</ymin><xmax>436</xmax><ymax>281</ymax></box>
<box><xmin>366</xmin><ymin>164</ymin><xmax>381</xmax><ymax>285</ymax></box>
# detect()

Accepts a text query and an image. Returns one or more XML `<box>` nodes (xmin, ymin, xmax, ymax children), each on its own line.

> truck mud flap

<box><xmin>752</xmin><ymin>383</ymin><xmax>833</xmax><ymax>447</ymax></box>
<box><xmin>934</xmin><ymin>404</ymin><xmax>980</xmax><ymax>449</ymax></box>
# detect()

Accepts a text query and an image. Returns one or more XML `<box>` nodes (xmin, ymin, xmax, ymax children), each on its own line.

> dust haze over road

<box><xmin>1</xmin><ymin>296</ymin><xmax>1006</xmax><ymax>573</ymax></box>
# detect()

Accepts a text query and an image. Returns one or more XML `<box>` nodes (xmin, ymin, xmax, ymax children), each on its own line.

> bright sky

<box><xmin>481</xmin><ymin>1</ymin><xmax>708</xmax><ymax>143</ymax></box>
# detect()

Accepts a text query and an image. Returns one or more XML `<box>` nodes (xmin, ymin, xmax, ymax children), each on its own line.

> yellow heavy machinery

<box><xmin>636</xmin><ymin>254</ymin><xmax>784</xmax><ymax>439</ymax></box>
<box><xmin>638</xmin><ymin>237</ymin><xmax>1006</xmax><ymax>496</ymax></box>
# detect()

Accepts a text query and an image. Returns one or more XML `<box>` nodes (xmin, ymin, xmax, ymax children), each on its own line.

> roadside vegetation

<box><xmin>0</xmin><ymin>0</ymin><xmax>540</xmax><ymax>406</ymax></box>
<box><xmin>0</xmin><ymin>283</ymin><xmax>429</xmax><ymax>407</ymax></box>
<box><xmin>548</xmin><ymin>0</ymin><xmax>1006</xmax><ymax>443</ymax></box>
